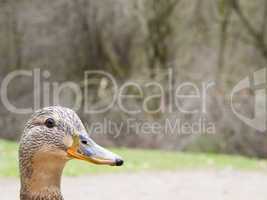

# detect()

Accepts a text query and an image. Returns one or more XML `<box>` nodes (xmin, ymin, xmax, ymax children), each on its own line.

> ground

<box><xmin>1</xmin><ymin>169</ymin><xmax>267</xmax><ymax>200</ymax></box>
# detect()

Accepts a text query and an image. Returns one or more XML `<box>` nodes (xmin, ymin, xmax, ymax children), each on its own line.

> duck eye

<box><xmin>45</xmin><ymin>118</ymin><xmax>55</xmax><ymax>128</ymax></box>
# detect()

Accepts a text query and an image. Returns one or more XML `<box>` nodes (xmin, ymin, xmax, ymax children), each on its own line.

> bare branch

<box><xmin>232</xmin><ymin>0</ymin><xmax>267</xmax><ymax>59</ymax></box>
<box><xmin>261</xmin><ymin>0</ymin><xmax>267</xmax><ymax>41</ymax></box>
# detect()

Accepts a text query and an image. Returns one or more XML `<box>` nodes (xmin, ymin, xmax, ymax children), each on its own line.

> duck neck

<box><xmin>20</xmin><ymin>152</ymin><xmax>67</xmax><ymax>200</ymax></box>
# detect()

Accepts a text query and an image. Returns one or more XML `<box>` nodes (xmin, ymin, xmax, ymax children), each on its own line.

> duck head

<box><xmin>19</xmin><ymin>106</ymin><xmax>123</xmax><ymax>200</ymax></box>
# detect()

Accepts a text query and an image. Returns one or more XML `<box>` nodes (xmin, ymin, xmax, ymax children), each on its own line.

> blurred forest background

<box><xmin>0</xmin><ymin>0</ymin><xmax>267</xmax><ymax>158</ymax></box>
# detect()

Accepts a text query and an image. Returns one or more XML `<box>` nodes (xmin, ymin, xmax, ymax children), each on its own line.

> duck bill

<box><xmin>67</xmin><ymin>135</ymin><xmax>123</xmax><ymax>166</ymax></box>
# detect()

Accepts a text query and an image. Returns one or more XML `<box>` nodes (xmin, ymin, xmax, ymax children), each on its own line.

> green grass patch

<box><xmin>0</xmin><ymin>139</ymin><xmax>267</xmax><ymax>177</ymax></box>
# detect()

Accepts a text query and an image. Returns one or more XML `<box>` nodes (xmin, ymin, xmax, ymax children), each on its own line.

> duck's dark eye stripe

<box><xmin>45</xmin><ymin>118</ymin><xmax>56</xmax><ymax>128</ymax></box>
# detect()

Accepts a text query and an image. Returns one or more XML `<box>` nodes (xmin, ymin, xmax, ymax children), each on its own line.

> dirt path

<box><xmin>1</xmin><ymin>170</ymin><xmax>267</xmax><ymax>200</ymax></box>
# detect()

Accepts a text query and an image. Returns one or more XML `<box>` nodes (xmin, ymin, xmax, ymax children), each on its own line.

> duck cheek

<box><xmin>63</xmin><ymin>134</ymin><xmax>75</xmax><ymax>149</ymax></box>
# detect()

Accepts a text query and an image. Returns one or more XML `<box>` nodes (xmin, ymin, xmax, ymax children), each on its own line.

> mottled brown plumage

<box><xmin>19</xmin><ymin>106</ymin><xmax>123</xmax><ymax>200</ymax></box>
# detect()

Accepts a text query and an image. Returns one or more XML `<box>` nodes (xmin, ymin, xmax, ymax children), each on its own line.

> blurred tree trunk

<box><xmin>4</xmin><ymin>0</ymin><xmax>23</xmax><ymax>70</ymax></box>
<box><xmin>217</xmin><ymin>0</ymin><xmax>233</xmax><ymax>86</ymax></box>
<box><xmin>144</xmin><ymin>0</ymin><xmax>180</xmax><ymax>79</ymax></box>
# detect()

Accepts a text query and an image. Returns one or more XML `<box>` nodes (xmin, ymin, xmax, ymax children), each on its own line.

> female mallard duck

<box><xmin>19</xmin><ymin>106</ymin><xmax>123</xmax><ymax>200</ymax></box>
